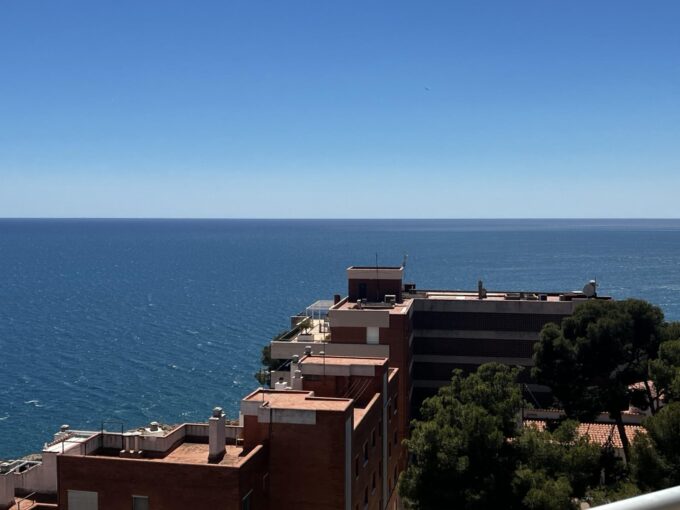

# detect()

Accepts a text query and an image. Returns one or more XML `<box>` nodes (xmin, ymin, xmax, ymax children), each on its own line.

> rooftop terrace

<box><xmin>242</xmin><ymin>389</ymin><xmax>352</xmax><ymax>412</ymax></box>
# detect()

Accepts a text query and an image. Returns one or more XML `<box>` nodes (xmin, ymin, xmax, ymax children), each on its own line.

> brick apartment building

<box><xmin>1</xmin><ymin>354</ymin><xmax>404</xmax><ymax>510</ymax></box>
<box><xmin>1</xmin><ymin>265</ymin><xmax>607</xmax><ymax>510</ymax></box>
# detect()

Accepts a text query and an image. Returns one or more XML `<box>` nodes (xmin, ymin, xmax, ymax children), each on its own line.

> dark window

<box><xmin>371</xmin><ymin>428</ymin><xmax>376</xmax><ymax>447</ymax></box>
<box><xmin>363</xmin><ymin>441</ymin><xmax>369</xmax><ymax>463</ymax></box>
<box><xmin>364</xmin><ymin>488</ymin><xmax>368</xmax><ymax>504</ymax></box>
<box><xmin>378</xmin><ymin>420</ymin><xmax>382</xmax><ymax>437</ymax></box>
<box><xmin>372</xmin><ymin>472</ymin><xmax>376</xmax><ymax>492</ymax></box>
<box><xmin>355</xmin><ymin>456</ymin><xmax>359</xmax><ymax>478</ymax></box>
<box><xmin>132</xmin><ymin>496</ymin><xmax>149</xmax><ymax>510</ymax></box>
<box><xmin>413</xmin><ymin>311</ymin><xmax>567</xmax><ymax>332</ymax></box>
<box><xmin>394</xmin><ymin>430</ymin><xmax>398</xmax><ymax>445</ymax></box>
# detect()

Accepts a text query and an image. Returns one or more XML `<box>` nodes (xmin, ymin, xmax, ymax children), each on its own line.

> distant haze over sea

<box><xmin>1</xmin><ymin>218</ymin><xmax>679</xmax><ymax>458</ymax></box>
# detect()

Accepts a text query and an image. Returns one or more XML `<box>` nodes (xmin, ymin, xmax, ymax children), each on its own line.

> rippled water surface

<box><xmin>1</xmin><ymin>219</ymin><xmax>679</xmax><ymax>458</ymax></box>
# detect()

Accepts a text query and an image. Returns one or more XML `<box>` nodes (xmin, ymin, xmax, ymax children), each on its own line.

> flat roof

<box><xmin>333</xmin><ymin>298</ymin><xmax>413</xmax><ymax>314</ymax></box>
<box><xmin>423</xmin><ymin>291</ymin><xmax>563</xmax><ymax>302</ymax></box>
<box><xmin>243</xmin><ymin>389</ymin><xmax>352</xmax><ymax>412</ymax></box>
<box><xmin>154</xmin><ymin>443</ymin><xmax>245</xmax><ymax>466</ymax></box>
<box><xmin>301</xmin><ymin>355</ymin><xmax>388</xmax><ymax>367</ymax></box>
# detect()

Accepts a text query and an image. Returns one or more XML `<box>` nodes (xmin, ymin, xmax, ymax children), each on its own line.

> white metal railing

<box><xmin>593</xmin><ymin>486</ymin><xmax>680</xmax><ymax>509</ymax></box>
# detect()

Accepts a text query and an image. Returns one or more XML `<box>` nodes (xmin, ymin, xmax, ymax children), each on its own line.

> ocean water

<box><xmin>1</xmin><ymin>218</ymin><xmax>680</xmax><ymax>458</ymax></box>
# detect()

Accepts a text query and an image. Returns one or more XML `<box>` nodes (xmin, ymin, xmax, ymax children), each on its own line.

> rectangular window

<box><xmin>372</xmin><ymin>472</ymin><xmax>376</xmax><ymax>492</ymax></box>
<box><xmin>378</xmin><ymin>420</ymin><xmax>382</xmax><ymax>437</ymax></box>
<box><xmin>366</xmin><ymin>327</ymin><xmax>379</xmax><ymax>344</ymax></box>
<box><xmin>394</xmin><ymin>430</ymin><xmax>398</xmax><ymax>446</ymax></box>
<box><xmin>67</xmin><ymin>490</ymin><xmax>98</xmax><ymax>510</ymax></box>
<box><xmin>394</xmin><ymin>393</ymin><xmax>398</xmax><ymax>414</ymax></box>
<box><xmin>363</xmin><ymin>441</ymin><xmax>369</xmax><ymax>464</ymax></box>
<box><xmin>355</xmin><ymin>456</ymin><xmax>359</xmax><ymax>478</ymax></box>
<box><xmin>371</xmin><ymin>428</ymin><xmax>376</xmax><ymax>448</ymax></box>
<box><xmin>132</xmin><ymin>496</ymin><xmax>149</xmax><ymax>510</ymax></box>
<box><xmin>262</xmin><ymin>473</ymin><xmax>270</xmax><ymax>493</ymax></box>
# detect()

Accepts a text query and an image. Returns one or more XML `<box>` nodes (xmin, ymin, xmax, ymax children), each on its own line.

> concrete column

<box><xmin>209</xmin><ymin>407</ymin><xmax>226</xmax><ymax>462</ymax></box>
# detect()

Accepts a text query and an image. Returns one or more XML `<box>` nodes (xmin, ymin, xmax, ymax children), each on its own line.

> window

<box><xmin>372</xmin><ymin>472</ymin><xmax>376</xmax><ymax>493</ymax></box>
<box><xmin>242</xmin><ymin>490</ymin><xmax>252</xmax><ymax>510</ymax></box>
<box><xmin>394</xmin><ymin>393</ymin><xmax>398</xmax><ymax>414</ymax></box>
<box><xmin>262</xmin><ymin>473</ymin><xmax>270</xmax><ymax>493</ymax></box>
<box><xmin>132</xmin><ymin>496</ymin><xmax>149</xmax><ymax>510</ymax></box>
<box><xmin>371</xmin><ymin>428</ymin><xmax>376</xmax><ymax>448</ymax></box>
<box><xmin>67</xmin><ymin>491</ymin><xmax>98</xmax><ymax>510</ymax></box>
<box><xmin>378</xmin><ymin>420</ymin><xmax>382</xmax><ymax>437</ymax></box>
<box><xmin>363</xmin><ymin>441</ymin><xmax>369</xmax><ymax>464</ymax></box>
<box><xmin>355</xmin><ymin>456</ymin><xmax>359</xmax><ymax>478</ymax></box>
<box><xmin>364</xmin><ymin>487</ymin><xmax>369</xmax><ymax>505</ymax></box>
<box><xmin>366</xmin><ymin>327</ymin><xmax>379</xmax><ymax>344</ymax></box>
<box><xmin>358</xmin><ymin>283</ymin><xmax>367</xmax><ymax>300</ymax></box>
<box><xmin>394</xmin><ymin>430</ymin><xmax>398</xmax><ymax>446</ymax></box>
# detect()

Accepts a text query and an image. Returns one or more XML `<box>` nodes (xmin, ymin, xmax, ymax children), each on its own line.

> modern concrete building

<box><xmin>271</xmin><ymin>265</ymin><xmax>609</xmax><ymax>416</ymax></box>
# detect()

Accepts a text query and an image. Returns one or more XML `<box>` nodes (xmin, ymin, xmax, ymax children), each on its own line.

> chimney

<box><xmin>292</xmin><ymin>370</ymin><xmax>303</xmax><ymax>390</ymax></box>
<box><xmin>290</xmin><ymin>355</ymin><xmax>303</xmax><ymax>390</ymax></box>
<box><xmin>208</xmin><ymin>407</ymin><xmax>226</xmax><ymax>462</ymax></box>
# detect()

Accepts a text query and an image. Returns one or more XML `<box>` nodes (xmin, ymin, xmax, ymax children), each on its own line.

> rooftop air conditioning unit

<box><xmin>385</xmin><ymin>294</ymin><xmax>396</xmax><ymax>305</ymax></box>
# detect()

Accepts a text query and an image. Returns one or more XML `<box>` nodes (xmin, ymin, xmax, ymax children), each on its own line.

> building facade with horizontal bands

<box><xmin>271</xmin><ymin>265</ymin><xmax>608</xmax><ymax>416</ymax></box>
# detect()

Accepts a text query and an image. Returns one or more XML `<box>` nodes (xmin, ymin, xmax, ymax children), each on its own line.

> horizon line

<box><xmin>1</xmin><ymin>217</ymin><xmax>680</xmax><ymax>221</ymax></box>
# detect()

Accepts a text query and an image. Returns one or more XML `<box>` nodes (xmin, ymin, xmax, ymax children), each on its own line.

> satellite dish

<box><xmin>582</xmin><ymin>280</ymin><xmax>597</xmax><ymax>298</ymax></box>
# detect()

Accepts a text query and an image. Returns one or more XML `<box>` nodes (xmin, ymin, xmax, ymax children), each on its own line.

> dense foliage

<box><xmin>532</xmin><ymin>299</ymin><xmax>665</xmax><ymax>460</ymax></box>
<box><xmin>399</xmin><ymin>364</ymin><xmax>522</xmax><ymax>509</ymax></box>
<box><xmin>399</xmin><ymin>364</ymin><xmax>614</xmax><ymax>510</ymax></box>
<box><xmin>400</xmin><ymin>298</ymin><xmax>680</xmax><ymax>509</ymax></box>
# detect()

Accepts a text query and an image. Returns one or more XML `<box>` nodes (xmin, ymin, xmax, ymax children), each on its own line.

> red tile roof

<box><xmin>523</xmin><ymin>420</ymin><xmax>645</xmax><ymax>449</ymax></box>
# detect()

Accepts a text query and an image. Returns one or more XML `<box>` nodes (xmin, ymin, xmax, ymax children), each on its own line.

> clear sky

<box><xmin>1</xmin><ymin>1</ymin><xmax>678</xmax><ymax>218</ymax></box>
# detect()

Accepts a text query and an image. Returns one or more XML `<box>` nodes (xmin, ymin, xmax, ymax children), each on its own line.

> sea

<box><xmin>1</xmin><ymin>218</ymin><xmax>680</xmax><ymax>459</ymax></box>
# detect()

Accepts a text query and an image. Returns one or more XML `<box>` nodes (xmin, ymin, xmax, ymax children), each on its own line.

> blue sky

<box><xmin>1</xmin><ymin>1</ymin><xmax>678</xmax><ymax>218</ymax></box>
